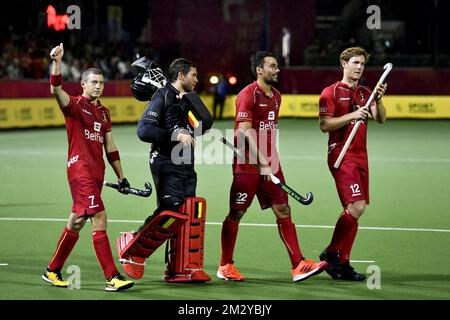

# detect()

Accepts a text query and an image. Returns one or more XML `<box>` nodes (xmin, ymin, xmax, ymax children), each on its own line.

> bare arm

<box><xmin>104</xmin><ymin>131</ymin><xmax>125</xmax><ymax>181</ymax></box>
<box><xmin>49</xmin><ymin>43</ymin><xmax>70</xmax><ymax>108</ymax></box>
<box><xmin>237</xmin><ymin>121</ymin><xmax>271</xmax><ymax>180</ymax></box>
<box><xmin>370</xmin><ymin>83</ymin><xmax>387</xmax><ymax>123</ymax></box>
<box><xmin>319</xmin><ymin>106</ymin><xmax>369</xmax><ymax>133</ymax></box>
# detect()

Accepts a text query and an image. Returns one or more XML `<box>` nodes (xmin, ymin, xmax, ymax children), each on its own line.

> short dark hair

<box><xmin>250</xmin><ymin>51</ymin><xmax>276</xmax><ymax>78</ymax></box>
<box><xmin>81</xmin><ymin>68</ymin><xmax>103</xmax><ymax>82</ymax></box>
<box><xmin>168</xmin><ymin>58</ymin><xmax>196</xmax><ymax>82</ymax></box>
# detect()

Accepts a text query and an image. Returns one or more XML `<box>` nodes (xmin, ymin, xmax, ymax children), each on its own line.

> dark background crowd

<box><xmin>1</xmin><ymin>0</ymin><xmax>449</xmax><ymax>94</ymax></box>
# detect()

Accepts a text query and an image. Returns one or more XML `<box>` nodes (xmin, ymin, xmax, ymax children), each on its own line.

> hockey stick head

<box><xmin>302</xmin><ymin>192</ymin><xmax>314</xmax><ymax>205</ymax></box>
<box><xmin>103</xmin><ymin>181</ymin><xmax>152</xmax><ymax>197</ymax></box>
<box><xmin>379</xmin><ymin>62</ymin><xmax>393</xmax><ymax>84</ymax></box>
<box><xmin>270</xmin><ymin>174</ymin><xmax>314</xmax><ymax>205</ymax></box>
<box><xmin>130</xmin><ymin>181</ymin><xmax>152</xmax><ymax>197</ymax></box>
<box><xmin>383</xmin><ymin>62</ymin><xmax>393</xmax><ymax>72</ymax></box>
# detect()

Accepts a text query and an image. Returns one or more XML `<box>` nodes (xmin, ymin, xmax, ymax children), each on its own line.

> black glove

<box><xmin>118</xmin><ymin>178</ymin><xmax>130</xmax><ymax>194</ymax></box>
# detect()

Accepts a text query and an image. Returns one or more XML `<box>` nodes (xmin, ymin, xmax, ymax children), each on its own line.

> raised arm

<box><xmin>49</xmin><ymin>43</ymin><xmax>70</xmax><ymax>108</ymax></box>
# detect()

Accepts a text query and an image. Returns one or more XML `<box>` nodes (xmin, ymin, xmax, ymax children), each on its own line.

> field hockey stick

<box><xmin>221</xmin><ymin>137</ymin><xmax>313</xmax><ymax>205</ymax></box>
<box><xmin>333</xmin><ymin>62</ymin><xmax>393</xmax><ymax>169</ymax></box>
<box><xmin>104</xmin><ymin>181</ymin><xmax>152</xmax><ymax>197</ymax></box>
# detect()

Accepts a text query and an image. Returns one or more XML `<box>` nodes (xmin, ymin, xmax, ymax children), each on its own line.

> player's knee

<box><xmin>229</xmin><ymin>209</ymin><xmax>246</xmax><ymax>221</ymax></box>
<box><xmin>273</xmin><ymin>204</ymin><xmax>291</xmax><ymax>217</ymax></box>
<box><xmin>348</xmin><ymin>202</ymin><xmax>366</xmax><ymax>218</ymax></box>
<box><xmin>91</xmin><ymin>211</ymin><xmax>107</xmax><ymax>231</ymax></box>
<box><xmin>68</xmin><ymin>217</ymin><xmax>86</xmax><ymax>232</ymax></box>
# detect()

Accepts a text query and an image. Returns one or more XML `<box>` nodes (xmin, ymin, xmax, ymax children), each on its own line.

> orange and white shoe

<box><xmin>291</xmin><ymin>258</ymin><xmax>328</xmax><ymax>282</ymax></box>
<box><xmin>217</xmin><ymin>262</ymin><xmax>245</xmax><ymax>281</ymax></box>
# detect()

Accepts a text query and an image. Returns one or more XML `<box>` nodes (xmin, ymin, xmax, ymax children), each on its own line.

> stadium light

<box><xmin>209</xmin><ymin>75</ymin><xmax>219</xmax><ymax>85</ymax></box>
<box><xmin>228</xmin><ymin>75</ymin><xmax>237</xmax><ymax>85</ymax></box>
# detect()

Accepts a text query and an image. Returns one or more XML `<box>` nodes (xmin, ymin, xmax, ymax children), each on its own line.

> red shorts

<box><xmin>69</xmin><ymin>177</ymin><xmax>105</xmax><ymax>217</ymax></box>
<box><xmin>229</xmin><ymin>170</ymin><xmax>288</xmax><ymax>211</ymax></box>
<box><xmin>330</xmin><ymin>160</ymin><xmax>369</xmax><ymax>207</ymax></box>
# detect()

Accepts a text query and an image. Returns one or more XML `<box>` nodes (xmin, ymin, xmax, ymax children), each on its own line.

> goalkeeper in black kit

<box><xmin>116</xmin><ymin>57</ymin><xmax>213</xmax><ymax>282</ymax></box>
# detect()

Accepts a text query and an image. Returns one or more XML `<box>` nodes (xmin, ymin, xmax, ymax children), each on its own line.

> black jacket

<box><xmin>137</xmin><ymin>84</ymin><xmax>194</xmax><ymax>166</ymax></box>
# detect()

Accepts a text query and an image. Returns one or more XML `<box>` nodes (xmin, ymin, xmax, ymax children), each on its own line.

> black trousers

<box><xmin>150</xmin><ymin>153</ymin><xmax>197</xmax><ymax>212</ymax></box>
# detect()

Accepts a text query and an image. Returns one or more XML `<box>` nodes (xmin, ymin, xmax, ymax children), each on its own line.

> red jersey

<box><xmin>61</xmin><ymin>95</ymin><xmax>112</xmax><ymax>182</ymax></box>
<box><xmin>234</xmin><ymin>81</ymin><xmax>281</xmax><ymax>174</ymax></box>
<box><xmin>319</xmin><ymin>81</ymin><xmax>374</xmax><ymax>164</ymax></box>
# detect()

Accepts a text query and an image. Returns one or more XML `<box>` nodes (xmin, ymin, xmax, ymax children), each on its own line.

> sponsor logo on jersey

<box><xmin>259</xmin><ymin>121</ymin><xmax>277</xmax><ymax>130</ymax></box>
<box><xmin>147</xmin><ymin>111</ymin><xmax>159</xmax><ymax>118</ymax></box>
<box><xmin>340</xmin><ymin>97</ymin><xmax>351</xmax><ymax>101</ymax></box>
<box><xmin>67</xmin><ymin>154</ymin><xmax>79</xmax><ymax>168</ymax></box>
<box><xmin>237</xmin><ymin>111</ymin><xmax>248</xmax><ymax>118</ymax></box>
<box><xmin>84</xmin><ymin>129</ymin><xmax>104</xmax><ymax>143</ymax></box>
<box><xmin>268</xmin><ymin>111</ymin><xmax>275</xmax><ymax>120</ymax></box>
<box><xmin>94</xmin><ymin>121</ymin><xmax>101</xmax><ymax>132</ymax></box>
<box><xmin>258</xmin><ymin>103</ymin><xmax>268</xmax><ymax>107</ymax></box>
<box><xmin>82</xmin><ymin>109</ymin><xmax>92</xmax><ymax>115</ymax></box>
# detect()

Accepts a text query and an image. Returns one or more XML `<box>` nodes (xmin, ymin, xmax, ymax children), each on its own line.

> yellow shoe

<box><xmin>105</xmin><ymin>274</ymin><xmax>134</xmax><ymax>292</ymax></box>
<box><xmin>41</xmin><ymin>268</ymin><xmax>69</xmax><ymax>288</ymax></box>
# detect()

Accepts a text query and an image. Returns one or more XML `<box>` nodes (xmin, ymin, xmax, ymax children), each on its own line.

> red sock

<box><xmin>277</xmin><ymin>216</ymin><xmax>303</xmax><ymax>268</ymax></box>
<box><xmin>92</xmin><ymin>230</ymin><xmax>119</xmax><ymax>279</ymax></box>
<box><xmin>339</xmin><ymin>221</ymin><xmax>358</xmax><ymax>264</ymax></box>
<box><xmin>220</xmin><ymin>216</ymin><xmax>240</xmax><ymax>266</ymax></box>
<box><xmin>48</xmin><ymin>227</ymin><xmax>79</xmax><ymax>271</ymax></box>
<box><xmin>327</xmin><ymin>209</ymin><xmax>357</xmax><ymax>254</ymax></box>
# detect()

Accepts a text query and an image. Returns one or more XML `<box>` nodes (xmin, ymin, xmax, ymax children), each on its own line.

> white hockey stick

<box><xmin>333</xmin><ymin>63</ymin><xmax>393</xmax><ymax>169</ymax></box>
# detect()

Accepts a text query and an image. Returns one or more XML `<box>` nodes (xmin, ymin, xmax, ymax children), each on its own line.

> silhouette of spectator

<box><xmin>212</xmin><ymin>74</ymin><xmax>228</xmax><ymax>120</ymax></box>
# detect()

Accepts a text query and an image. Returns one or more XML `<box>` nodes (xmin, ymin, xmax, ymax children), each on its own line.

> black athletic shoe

<box><xmin>338</xmin><ymin>261</ymin><xmax>366</xmax><ymax>281</ymax></box>
<box><xmin>319</xmin><ymin>249</ymin><xmax>342</xmax><ymax>279</ymax></box>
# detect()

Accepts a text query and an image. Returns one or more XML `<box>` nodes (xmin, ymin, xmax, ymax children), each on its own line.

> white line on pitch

<box><xmin>2</xmin><ymin>149</ymin><xmax>450</xmax><ymax>164</ymax></box>
<box><xmin>0</xmin><ymin>263</ymin><xmax>8</xmax><ymax>266</ymax></box>
<box><xmin>350</xmin><ymin>260</ymin><xmax>375</xmax><ymax>263</ymax></box>
<box><xmin>0</xmin><ymin>217</ymin><xmax>449</xmax><ymax>233</ymax></box>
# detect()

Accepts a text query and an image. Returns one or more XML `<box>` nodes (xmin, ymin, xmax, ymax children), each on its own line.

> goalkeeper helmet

<box><xmin>130</xmin><ymin>57</ymin><xmax>167</xmax><ymax>101</ymax></box>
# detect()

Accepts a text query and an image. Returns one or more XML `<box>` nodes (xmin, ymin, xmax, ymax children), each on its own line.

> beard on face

<box><xmin>264</xmin><ymin>74</ymin><xmax>278</xmax><ymax>85</ymax></box>
<box><xmin>182</xmin><ymin>82</ymin><xmax>194</xmax><ymax>92</ymax></box>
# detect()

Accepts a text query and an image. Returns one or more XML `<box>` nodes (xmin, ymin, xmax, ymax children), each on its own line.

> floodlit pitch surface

<box><xmin>0</xmin><ymin>119</ymin><xmax>449</xmax><ymax>300</ymax></box>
